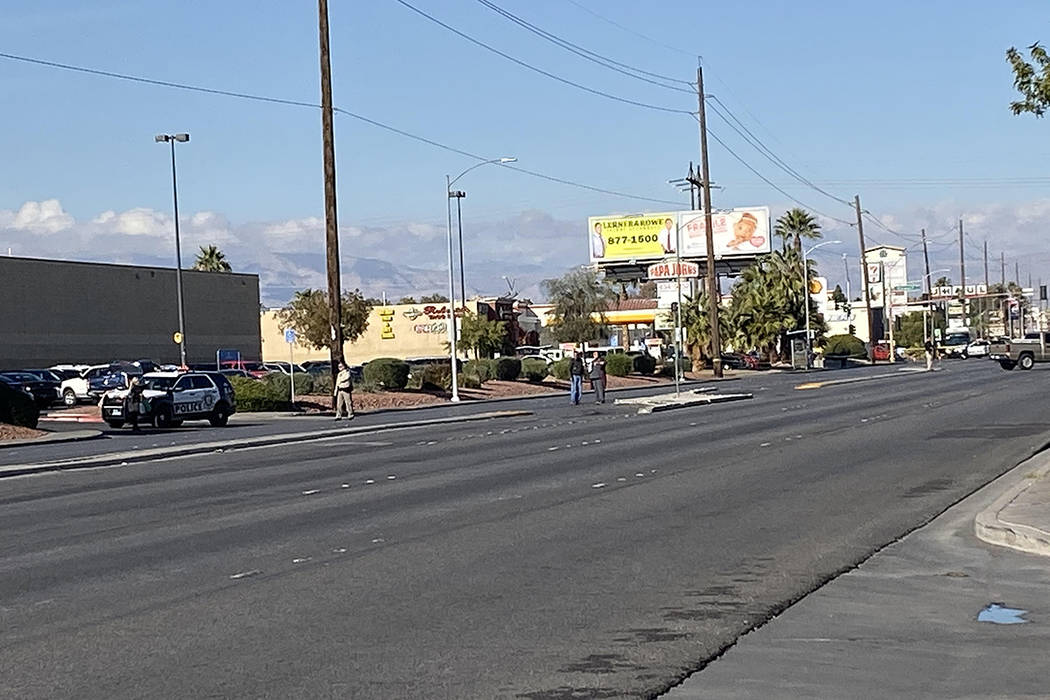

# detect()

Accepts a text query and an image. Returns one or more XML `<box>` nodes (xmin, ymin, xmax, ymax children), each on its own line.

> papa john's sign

<box><xmin>647</xmin><ymin>260</ymin><xmax>700</xmax><ymax>279</ymax></box>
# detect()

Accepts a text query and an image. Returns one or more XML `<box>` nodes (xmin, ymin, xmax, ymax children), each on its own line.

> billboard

<box><xmin>588</xmin><ymin>213</ymin><xmax>678</xmax><ymax>262</ymax></box>
<box><xmin>677</xmin><ymin>207</ymin><xmax>771</xmax><ymax>258</ymax></box>
<box><xmin>588</xmin><ymin>207</ymin><xmax>770</xmax><ymax>263</ymax></box>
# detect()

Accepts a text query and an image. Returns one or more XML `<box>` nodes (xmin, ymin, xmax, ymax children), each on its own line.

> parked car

<box><xmin>0</xmin><ymin>371</ymin><xmax>59</xmax><ymax>408</ymax></box>
<box><xmin>22</xmin><ymin>368</ymin><xmax>67</xmax><ymax>383</ymax></box>
<box><xmin>264</xmin><ymin>361</ymin><xmax>308</xmax><ymax>375</ymax></box>
<box><xmin>937</xmin><ymin>331</ymin><xmax>972</xmax><ymax>359</ymax></box>
<box><xmin>218</xmin><ymin>368</ymin><xmax>254</xmax><ymax>379</ymax></box>
<box><xmin>100</xmin><ymin>371</ymin><xmax>236</xmax><ymax>429</ymax></box>
<box><xmin>59</xmin><ymin>364</ymin><xmax>112</xmax><ymax>407</ymax></box>
<box><xmin>301</xmin><ymin>360</ymin><xmax>332</xmax><ymax>374</ymax></box>
<box><xmin>219</xmin><ymin>360</ymin><xmax>269</xmax><ymax>378</ymax></box>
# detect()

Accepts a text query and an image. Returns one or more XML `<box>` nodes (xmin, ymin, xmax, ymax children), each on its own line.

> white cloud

<box><xmin>92</xmin><ymin>207</ymin><xmax>169</xmax><ymax>237</ymax></box>
<box><xmin>9</xmin><ymin>199</ymin><xmax>74</xmax><ymax>234</ymax></box>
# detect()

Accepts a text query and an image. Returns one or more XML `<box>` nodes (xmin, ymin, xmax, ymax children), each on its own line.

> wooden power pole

<box><xmin>854</xmin><ymin>195</ymin><xmax>876</xmax><ymax>361</ymax></box>
<box><xmin>696</xmin><ymin>64</ymin><xmax>723</xmax><ymax>377</ymax></box>
<box><xmin>318</xmin><ymin>0</ymin><xmax>344</xmax><ymax>398</ymax></box>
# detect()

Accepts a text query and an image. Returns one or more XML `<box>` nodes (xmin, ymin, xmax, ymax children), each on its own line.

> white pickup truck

<box><xmin>58</xmin><ymin>365</ymin><xmax>112</xmax><ymax>406</ymax></box>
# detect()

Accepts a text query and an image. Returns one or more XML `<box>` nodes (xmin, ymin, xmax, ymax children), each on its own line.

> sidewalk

<box><xmin>662</xmin><ymin>452</ymin><xmax>1050</xmax><ymax>699</ymax></box>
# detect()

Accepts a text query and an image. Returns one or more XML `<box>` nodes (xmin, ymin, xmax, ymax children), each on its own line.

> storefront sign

<box><xmin>647</xmin><ymin>260</ymin><xmax>700</xmax><ymax>279</ymax></box>
<box><xmin>413</xmin><ymin>322</ymin><xmax>447</xmax><ymax>334</ymax></box>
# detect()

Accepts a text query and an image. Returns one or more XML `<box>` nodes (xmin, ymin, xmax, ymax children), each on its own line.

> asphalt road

<box><xmin>2</xmin><ymin>360</ymin><xmax>1048</xmax><ymax>699</ymax></box>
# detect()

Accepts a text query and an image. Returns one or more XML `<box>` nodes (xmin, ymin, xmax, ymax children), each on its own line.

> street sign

<box><xmin>284</xmin><ymin>328</ymin><xmax>297</xmax><ymax>344</ymax></box>
<box><xmin>893</xmin><ymin>283</ymin><xmax>920</xmax><ymax>292</ymax></box>
<box><xmin>647</xmin><ymin>260</ymin><xmax>700</xmax><ymax>279</ymax></box>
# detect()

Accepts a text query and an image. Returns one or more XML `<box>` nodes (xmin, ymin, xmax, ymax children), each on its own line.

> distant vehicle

<box><xmin>302</xmin><ymin>360</ymin><xmax>332</xmax><ymax>375</ymax></box>
<box><xmin>938</xmin><ymin>331</ymin><xmax>972</xmax><ymax>359</ymax></box>
<box><xmin>0</xmin><ymin>371</ymin><xmax>59</xmax><ymax>408</ymax></box>
<box><xmin>264</xmin><ymin>361</ymin><xmax>307</xmax><ymax>375</ymax></box>
<box><xmin>22</xmin><ymin>368</ymin><xmax>67</xmax><ymax>384</ymax></box>
<box><xmin>989</xmin><ymin>332</ymin><xmax>1050</xmax><ymax>370</ymax></box>
<box><xmin>218</xmin><ymin>368</ymin><xmax>253</xmax><ymax>379</ymax></box>
<box><xmin>872</xmin><ymin>341</ymin><xmax>892</xmax><ymax>362</ymax></box>
<box><xmin>966</xmin><ymin>339</ymin><xmax>990</xmax><ymax>358</ymax></box>
<box><xmin>219</xmin><ymin>360</ymin><xmax>269</xmax><ymax>378</ymax></box>
<box><xmin>58</xmin><ymin>364</ymin><xmax>112</xmax><ymax>407</ymax></box>
<box><xmin>100</xmin><ymin>371</ymin><xmax>236</xmax><ymax>429</ymax></box>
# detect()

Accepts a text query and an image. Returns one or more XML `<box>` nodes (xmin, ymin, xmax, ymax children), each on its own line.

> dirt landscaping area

<box><xmin>0</xmin><ymin>423</ymin><xmax>46</xmax><ymax>441</ymax></box>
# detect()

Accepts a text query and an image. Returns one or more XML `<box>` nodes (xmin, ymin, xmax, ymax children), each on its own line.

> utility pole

<box><xmin>842</xmin><ymin>253</ymin><xmax>851</xmax><ymax>301</ymax></box>
<box><xmin>922</xmin><ymin>228</ymin><xmax>932</xmax><ymax>343</ymax></box>
<box><xmin>689</xmin><ymin>162</ymin><xmax>696</xmax><ymax>210</ymax></box>
<box><xmin>318</xmin><ymin>0</ymin><xmax>343</xmax><ymax>400</ymax></box>
<box><xmin>958</xmin><ymin>219</ymin><xmax>965</xmax><ymax>294</ymax></box>
<box><xmin>854</xmin><ymin>195</ymin><xmax>876</xmax><ymax>362</ymax></box>
<box><xmin>983</xmin><ymin>240</ymin><xmax>989</xmax><ymax>288</ymax></box>
<box><xmin>1016</xmin><ymin>260</ymin><xmax>1020</xmax><ymax>286</ymax></box>
<box><xmin>697</xmin><ymin>64</ymin><xmax>722</xmax><ymax>377</ymax></box>
<box><xmin>1001</xmin><ymin>252</ymin><xmax>1006</xmax><ymax>286</ymax></box>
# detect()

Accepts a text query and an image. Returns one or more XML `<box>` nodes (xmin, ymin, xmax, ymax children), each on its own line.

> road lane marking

<box><xmin>301</xmin><ymin>489</ymin><xmax>320</xmax><ymax>495</ymax></box>
<box><xmin>229</xmin><ymin>570</ymin><xmax>262</xmax><ymax>580</ymax></box>
<box><xmin>795</xmin><ymin>371</ymin><xmax>913</xmax><ymax>391</ymax></box>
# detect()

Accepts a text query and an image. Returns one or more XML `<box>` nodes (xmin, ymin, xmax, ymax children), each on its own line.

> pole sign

<box><xmin>931</xmin><ymin>284</ymin><xmax>988</xmax><ymax>298</ymax></box>
<box><xmin>284</xmin><ymin>328</ymin><xmax>297</xmax><ymax>345</ymax></box>
<box><xmin>646</xmin><ymin>260</ymin><xmax>700</xmax><ymax>279</ymax></box>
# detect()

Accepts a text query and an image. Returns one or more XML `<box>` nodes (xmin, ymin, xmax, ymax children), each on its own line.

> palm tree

<box><xmin>773</xmin><ymin>208</ymin><xmax>822</xmax><ymax>253</ymax></box>
<box><xmin>193</xmin><ymin>245</ymin><xmax>232</xmax><ymax>272</ymax></box>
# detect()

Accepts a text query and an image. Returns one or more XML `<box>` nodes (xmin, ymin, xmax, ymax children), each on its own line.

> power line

<box><xmin>391</xmin><ymin>0</ymin><xmax>694</xmax><ymax>115</ymax></box>
<box><xmin>707</xmin><ymin>96</ymin><xmax>852</xmax><ymax>207</ymax></box>
<box><xmin>692</xmin><ymin>115</ymin><xmax>855</xmax><ymax>227</ymax></box>
<box><xmin>0</xmin><ymin>50</ymin><xmax>685</xmax><ymax>207</ymax></box>
<box><xmin>474</xmin><ymin>0</ymin><xmax>693</xmax><ymax>92</ymax></box>
<box><xmin>562</xmin><ymin>0</ymin><xmax>696</xmax><ymax>57</ymax></box>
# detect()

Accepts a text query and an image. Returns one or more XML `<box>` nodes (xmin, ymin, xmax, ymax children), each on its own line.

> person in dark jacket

<box><xmin>568</xmin><ymin>351</ymin><xmax>585</xmax><ymax>405</ymax></box>
<box><xmin>124</xmin><ymin>377</ymin><xmax>146</xmax><ymax>432</ymax></box>
<box><xmin>589</xmin><ymin>351</ymin><xmax>607</xmax><ymax>404</ymax></box>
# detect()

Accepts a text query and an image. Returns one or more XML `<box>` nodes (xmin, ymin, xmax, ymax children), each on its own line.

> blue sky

<box><xmin>3</xmin><ymin>1</ymin><xmax>1050</xmax><ymax>301</ymax></box>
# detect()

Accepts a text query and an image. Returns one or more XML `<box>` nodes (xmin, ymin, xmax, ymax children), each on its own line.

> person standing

<box><xmin>333</xmin><ymin>361</ymin><xmax>355</xmax><ymax>421</ymax></box>
<box><xmin>124</xmin><ymin>376</ymin><xmax>145</xmax><ymax>432</ymax></box>
<box><xmin>569</xmin><ymin>351</ymin><xmax>585</xmax><ymax>405</ymax></box>
<box><xmin>924</xmin><ymin>339</ymin><xmax>936</xmax><ymax>371</ymax></box>
<box><xmin>589</xmin><ymin>351</ymin><xmax>607</xmax><ymax>404</ymax></box>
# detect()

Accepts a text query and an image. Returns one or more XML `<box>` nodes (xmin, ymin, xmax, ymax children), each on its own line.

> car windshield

<box><xmin>1</xmin><ymin>372</ymin><xmax>37</xmax><ymax>381</ymax></box>
<box><xmin>140</xmin><ymin>376</ymin><xmax>177</xmax><ymax>391</ymax></box>
<box><xmin>945</xmin><ymin>337</ymin><xmax>969</xmax><ymax>346</ymax></box>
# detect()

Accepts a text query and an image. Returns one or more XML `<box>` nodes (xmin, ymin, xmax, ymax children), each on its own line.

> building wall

<box><xmin>262</xmin><ymin>301</ymin><xmax>474</xmax><ymax>364</ymax></box>
<box><xmin>0</xmin><ymin>256</ymin><xmax>261</xmax><ymax>368</ymax></box>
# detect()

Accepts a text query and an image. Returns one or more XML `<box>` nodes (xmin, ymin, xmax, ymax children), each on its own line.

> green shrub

<box><xmin>363</xmin><ymin>357</ymin><xmax>410</xmax><ymax>390</ymax></box>
<box><xmin>264</xmin><ymin>372</ymin><xmax>314</xmax><ymax>397</ymax></box>
<box><xmin>0</xmin><ymin>382</ymin><xmax>39</xmax><ymax>429</ymax></box>
<box><xmin>229</xmin><ymin>376</ymin><xmax>290</xmax><ymax>411</ymax></box>
<box><xmin>313</xmin><ymin>372</ymin><xmax>333</xmax><ymax>396</ymax></box>
<box><xmin>551</xmin><ymin>357</ymin><xmax>572</xmax><ymax>380</ymax></box>
<box><xmin>632</xmin><ymin>353</ymin><xmax>657</xmax><ymax>375</ymax></box>
<box><xmin>824</xmin><ymin>334</ymin><xmax>866</xmax><ymax>358</ymax></box>
<box><xmin>521</xmin><ymin>357</ymin><xmax>549</xmax><ymax>382</ymax></box>
<box><xmin>464</xmin><ymin>359</ymin><xmax>492</xmax><ymax>383</ymax></box>
<box><xmin>605</xmin><ymin>353</ymin><xmax>633</xmax><ymax>377</ymax></box>
<box><xmin>419</xmin><ymin>363</ymin><xmax>452</xmax><ymax>392</ymax></box>
<box><xmin>459</xmin><ymin>373</ymin><xmax>482</xmax><ymax>389</ymax></box>
<box><xmin>658</xmin><ymin>357</ymin><xmax>692</xmax><ymax>377</ymax></box>
<box><xmin>495</xmin><ymin>357</ymin><xmax>522</xmax><ymax>381</ymax></box>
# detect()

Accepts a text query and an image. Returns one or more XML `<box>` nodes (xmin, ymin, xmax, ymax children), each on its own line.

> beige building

<box><xmin>261</xmin><ymin>297</ymin><xmax>527</xmax><ymax>364</ymax></box>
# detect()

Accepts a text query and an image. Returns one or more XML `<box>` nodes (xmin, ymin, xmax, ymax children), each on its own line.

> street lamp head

<box><xmin>174</xmin><ymin>133</ymin><xmax>190</xmax><ymax>142</ymax></box>
<box><xmin>498</xmin><ymin>157</ymin><xmax>517</xmax><ymax>164</ymax></box>
<box><xmin>154</xmin><ymin>134</ymin><xmax>169</xmax><ymax>143</ymax></box>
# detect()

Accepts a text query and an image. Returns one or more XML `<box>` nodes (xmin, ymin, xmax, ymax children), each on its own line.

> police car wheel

<box><xmin>155</xmin><ymin>406</ymin><xmax>175</xmax><ymax>428</ymax></box>
<box><xmin>209</xmin><ymin>407</ymin><xmax>229</xmax><ymax>427</ymax></box>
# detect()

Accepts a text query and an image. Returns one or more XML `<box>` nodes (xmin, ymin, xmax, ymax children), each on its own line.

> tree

<box><xmin>895</xmin><ymin>311</ymin><xmax>927</xmax><ymax>348</ymax></box>
<box><xmin>398</xmin><ymin>296</ymin><xmax>417</xmax><ymax>304</ymax></box>
<box><xmin>275</xmin><ymin>288</ymin><xmax>373</xmax><ymax>351</ymax></box>
<box><xmin>193</xmin><ymin>245</ymin><xmax>232</xmax><ymax>272</ymax></box>
<box><xmin>420</xmin><ymin>293</ymin><xmax>450</xmax><ymax>303</ymax></box>
<box><xmin>1007</xmin><ymin>43</ymin><xmax>1050</xmax><ymax>117</ymax></box>
<box><xmin>680</xmin><ymin>289</ymin><xmax>733</xmax><ymax>365</ymax></box>
<box><xmin>542</xmin><ymin>268</ymin><xmax>617</xmax><ymax>343</ymax></box>
<box><xmin>456</xmin><ymin>310</ymin><xmax>507</xmax><ymax>359</ymax></box>
<box><xmin>831</xmin><ymin>284</ymin><xmax>847</xmax><ymax>307</ymax></box>
<box><xmin>773</xmin><ymin>208</ymin><xmax>822</xmax><ymax>253</ymax></box>
<box><xmin>725</xmin><ymin>247</ymin><xmax>826</xmax><ymax>362</ymax></box>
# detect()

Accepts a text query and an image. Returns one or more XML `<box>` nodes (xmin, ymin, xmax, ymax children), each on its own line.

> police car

<box><xmin>100</xmin><ymin>371</ymin><xmax>236</xmax><ymax>429</ymax></box>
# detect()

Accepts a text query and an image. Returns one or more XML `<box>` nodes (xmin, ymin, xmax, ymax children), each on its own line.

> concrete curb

<box><xmin>0</xmin><ymin>429</ymin><xmax>103</xmax><ymax>449</ymax></box>
<box><xmin>974</xmin><ymin>453</ymin><xmax>1050</xmax><ymax>558</ymax></box>
<box><xmin>0</xmin><ymin>410</ymin><xmax>532</xmax><ymax>479</ymax></box>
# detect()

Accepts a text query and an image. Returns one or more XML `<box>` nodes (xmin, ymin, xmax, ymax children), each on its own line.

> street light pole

<box><xmin>803</xmin><ymin>240</ymin><xmax>840</xmax><ymax>368</ymax></box>
<box><xmin>445</xmin><ymin>157</ymin><xmax>516</xmax><ymax>402</ymax></box>
<box><xmin>155</xmin><ymin>132</ymin><xmax>190</xmax><ymax>367</ymax></box>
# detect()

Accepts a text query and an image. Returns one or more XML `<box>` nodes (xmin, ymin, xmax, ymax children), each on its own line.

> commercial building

<box><xmin>0</xmin><ymin>256</ymin><xmax>261</xmax><ymax>368</ymax></box>
<box><xmin>260</xmin><ymin>296</ymin><xmax>529</xmax><ymax>364</ymax></box>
